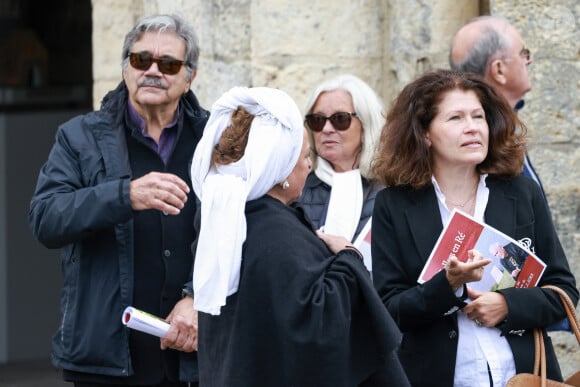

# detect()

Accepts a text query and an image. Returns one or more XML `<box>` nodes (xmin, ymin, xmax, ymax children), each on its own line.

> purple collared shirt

<box><xmin>127</xmin><ymin>102</ymin><xmax>179</xmax><ymax>165</ymax></box>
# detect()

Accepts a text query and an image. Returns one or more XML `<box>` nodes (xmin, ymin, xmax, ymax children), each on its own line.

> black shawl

<box><xmin>197</xmin><ymin>195</ymin><xmax>408</xmax><ymax>387</ymax></box>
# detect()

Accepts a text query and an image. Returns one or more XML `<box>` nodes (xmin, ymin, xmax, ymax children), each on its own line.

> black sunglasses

<box><xmin>304</xmin><ymin>112</ymin><xmax>357</xmax><ymax>132</ymax></box>
<box><xmin>128</xmin><ymin>52</ymin><xmax>185</xmax><ymax>75</ymax></box>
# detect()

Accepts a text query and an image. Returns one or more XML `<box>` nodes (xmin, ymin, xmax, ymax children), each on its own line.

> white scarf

<box><xmin>190</xmin><ymin>86</ymin><xmax>303</xmax><ymax>315</ymax></box>
<box><xmin>314</xmin><ymin>157</ymin><xmax>363</xmax><ymax>242</ymax></box>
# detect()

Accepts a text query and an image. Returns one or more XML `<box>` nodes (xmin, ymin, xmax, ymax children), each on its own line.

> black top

<box><xmin>197</xmin><ymin>195</ymin><xmax>409</xmax><ymax>387</ymax></box>
<box><xmin>371</xmin><ymin>175</ymin><xmax>578</xmax><ymax>386</ymax></box>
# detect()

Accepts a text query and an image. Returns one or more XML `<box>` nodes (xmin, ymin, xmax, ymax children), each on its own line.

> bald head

<box><xmin>450</xmin><ymin>16</ymin><xmax>511</xmax><ymax>76</ymax></box>
<box><xmin>450</xmin><ymin>16</ymin><xmax>532</xmax><ymax>107</ymax></box>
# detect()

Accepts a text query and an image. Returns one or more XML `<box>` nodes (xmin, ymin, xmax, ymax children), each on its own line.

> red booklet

<box><xmin>418</xmin><ymin>209</ymin><xmax>546</xmax><ymax>291</ymax></box>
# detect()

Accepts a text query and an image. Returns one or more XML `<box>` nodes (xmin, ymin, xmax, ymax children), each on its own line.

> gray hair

<box><xmin>121</xmin><ymin>14</ymin><xmax>200</xmax><ymax>81</ymax></box>
<box><xmin>449</xmin><ymin>16</ymin><xmax>512</xmax><ymax>76</ymax></box>
<box><xmin>304</xmin><ymin>74</ymin><xmax>385</xmax><ymax>179</ymax></box>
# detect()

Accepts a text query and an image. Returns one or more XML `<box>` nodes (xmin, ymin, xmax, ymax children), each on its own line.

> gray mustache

<box><xmin>138</xmin><ymin>77</ymin><xmax>168</xmax><ymax>89</ymax></box>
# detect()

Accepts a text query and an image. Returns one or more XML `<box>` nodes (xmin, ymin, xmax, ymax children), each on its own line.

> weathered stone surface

<box><xmin>493</xmin><ymin>0</ymin><xmax>579</xmax><ymax>373</ymax></box>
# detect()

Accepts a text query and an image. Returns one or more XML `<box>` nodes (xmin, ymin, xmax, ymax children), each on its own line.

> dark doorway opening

<box><xmin>0</xmin><ymin>0</ymin><xmax>93</xmax><ymax>111</ymax></box>
<box><xmin>0</xmin><ymin>0</ymin><xmax>92</xmax><ymax>373</ymax></box>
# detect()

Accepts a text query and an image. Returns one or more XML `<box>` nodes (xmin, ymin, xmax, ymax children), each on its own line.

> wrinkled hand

<box><xmin>130</xmin><ymin>172</ymin><xmax>190</xmax><ymax>215</ymax></box>
<box><xmin>160</xmin><ymin>296</ymin><xmax>198</xmax><ymax>352</ymax></box>
<box><xmin>445</xmin><ymin>249</ymin><xmax>491</xmax><ymax>291</ymax></box>
<box><xmin>462</xmin><ymin>288</ymin><xmax>509</xmax><ymax>327</ymax></box>
<box><xmin>316</xmin><ymin>230</ymin><xmax>354</xmax><ymax>254</ymax></box>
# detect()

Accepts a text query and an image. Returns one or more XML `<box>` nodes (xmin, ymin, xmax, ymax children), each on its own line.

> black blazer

<box><xmin>371</xmin><ymin>174</ymin><xmax>578</xmax><ymax>387</ymax></box>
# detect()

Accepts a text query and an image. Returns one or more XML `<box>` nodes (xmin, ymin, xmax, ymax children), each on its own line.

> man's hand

<box><xmin>130</xmin><ymin>172</ymin><xmax>190</xmax><ymax>215</ymax></box>
<box><xmin>160</xmin><ymin>296</ymin><xmax>198</xmax><ymax>352</ymax></box>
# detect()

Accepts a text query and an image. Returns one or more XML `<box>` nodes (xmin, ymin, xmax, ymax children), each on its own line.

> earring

<box><xmin>281</xmin><ymin>180</ymin><xmax>290</xmax><ymax>190</ymax></box>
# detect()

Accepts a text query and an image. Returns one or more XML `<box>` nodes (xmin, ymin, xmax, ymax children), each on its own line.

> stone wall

<box><xmin>91</xmin><ymin>0</ymin><xmax>579</xmax><ymax>376</ymax></box>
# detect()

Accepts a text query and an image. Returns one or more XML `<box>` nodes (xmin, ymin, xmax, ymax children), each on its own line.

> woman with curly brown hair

<box><xmin>371</xmin><ymin>69</ymin><xmax>577</xmax><ymax>386</ymax></box>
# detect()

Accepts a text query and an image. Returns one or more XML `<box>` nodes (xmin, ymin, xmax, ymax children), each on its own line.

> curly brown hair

<box><xmin>211</xmin><ymin>106</ymin><xmax>255</xmax><ymax>166</ymax></box>
<box><xmin>371</xmin><ymin>69</ymin><xmax>526</xmax><ymax>189</ymax></box>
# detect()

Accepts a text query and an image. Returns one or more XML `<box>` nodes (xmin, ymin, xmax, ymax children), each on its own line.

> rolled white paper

<box><xmin>122</xmin><ymin>306</ymin><xmax>170</xmax><ymax>338</ymax></box>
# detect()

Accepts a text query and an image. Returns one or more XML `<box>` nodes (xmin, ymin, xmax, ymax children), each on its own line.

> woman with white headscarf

<box><xmin>190</xmin><ymin>87</ymin><xmax>408</xmax><ymax>387</ymax></box>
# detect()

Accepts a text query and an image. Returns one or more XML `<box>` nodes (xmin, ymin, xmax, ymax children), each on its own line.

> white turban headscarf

<box><xmin>190</xmin><ymin>86</ymin><xmax>304</xmax><ymax>315</ymax></box>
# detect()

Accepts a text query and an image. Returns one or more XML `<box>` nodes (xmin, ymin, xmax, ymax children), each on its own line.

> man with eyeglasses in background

<box><xmin>449</xmin><ymin>15</ymin><xmax>546</xmax><ymax>199</ymax></box>
<box><xmin>449</xmin><ymin>15</ymin><xmax>573</xmax><ymax>333</ymax></box>
<box><xmin>29</xmin><ymin>14</ymin><xmax>208</xmax><ymax>387</ymax></box>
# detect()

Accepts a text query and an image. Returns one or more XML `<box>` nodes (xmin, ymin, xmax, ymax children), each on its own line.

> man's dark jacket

<box><xmin>28</xmin><ymin>82</ymin><xmax>209</xmax><ymax>380</ymax></box>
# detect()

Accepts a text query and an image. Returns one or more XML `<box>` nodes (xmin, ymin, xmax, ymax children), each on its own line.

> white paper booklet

<box><xmin>353</xmin><ymin>217</ymin><xmax>372</xmax><ymax>272</ymax></box>
<box><xmin>122</xmin><ymin>306</ymin><xmax>169</xmax><ymax>338</ymax></box>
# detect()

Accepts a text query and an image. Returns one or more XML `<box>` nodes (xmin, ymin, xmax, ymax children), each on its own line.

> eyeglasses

<box><xmin>304</xmin><ymin>112</ymin><xmax>358</xmax><ymax>132</ymax></box>
<box><xmin>487</xmin><ymin>47</ymin><xmax>532</xmax><ymax>68</ymax></box>
<box><xmin>128</xmin><ymin>52</ymin><xmax>185</xmax><ymax>75</ymax></box>
<box><xmin>502</xmin><ymin>47</ymin><xmax>531</xmax><ymax>62</ymax></box>
<box><xmin>518</xmin><ymin>47</ymin><xmax>531</xmax><ymax>61</ymax></box>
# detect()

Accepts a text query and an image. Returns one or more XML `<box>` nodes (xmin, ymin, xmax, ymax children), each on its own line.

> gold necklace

<box><xmin>447</xmin><ymin>194</ymin><xmax>475</xmax><ymax>208</ymax></box>
<box><xmin>446</xmin><ymin>180</ymin><xmax>479</xmax><ymax>208</ymax></box>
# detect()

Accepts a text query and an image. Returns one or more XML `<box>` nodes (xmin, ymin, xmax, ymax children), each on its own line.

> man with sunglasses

<box><xmin>29</xmin><ymin>14</ymin><xmax>208</xmax><ymax>387</ymax></box>
<box><xmin>450</xmin><ymin>15</ymin><xmax>547</xmax><ymax>200</ymax></box>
